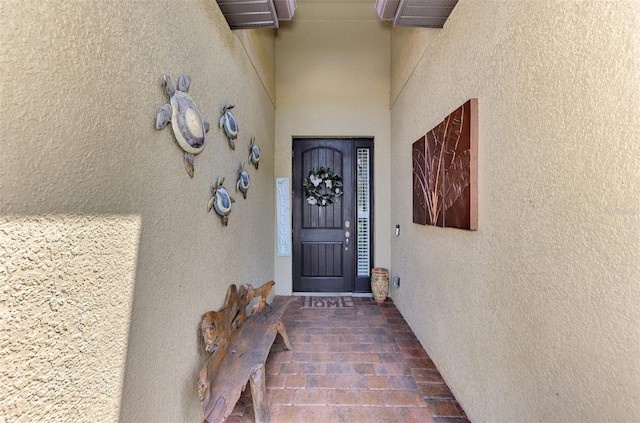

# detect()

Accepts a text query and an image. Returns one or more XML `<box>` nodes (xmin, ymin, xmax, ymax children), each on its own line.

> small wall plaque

<box><xmin>276</xmin><ymin>178</ymin><xmax>291</xmax><ymax>256</ymax></box>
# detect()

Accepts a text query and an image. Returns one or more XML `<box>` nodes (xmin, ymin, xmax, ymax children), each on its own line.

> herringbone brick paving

<box><xmin>226</xmin><ymin>297</ymin><xmax>470</xmax><ymax>423</ymax></box>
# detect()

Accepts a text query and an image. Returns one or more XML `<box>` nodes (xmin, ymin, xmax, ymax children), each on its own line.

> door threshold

<box><xmin>292</xmin><ymin>292</ymin><xmax>372</xmax><ymax>297</ymax></box>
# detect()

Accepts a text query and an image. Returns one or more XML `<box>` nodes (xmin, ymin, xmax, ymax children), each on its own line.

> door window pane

<box><xmin>357</xmin><ymin>148</ymin><xmax>371</xmax><ymax>277</ymax></box>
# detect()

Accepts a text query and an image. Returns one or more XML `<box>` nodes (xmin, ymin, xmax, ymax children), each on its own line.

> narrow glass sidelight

<box><xmin>356</xmin><ymin>148</ymin><xmax>371</xmax><ymax>277</ymax></box>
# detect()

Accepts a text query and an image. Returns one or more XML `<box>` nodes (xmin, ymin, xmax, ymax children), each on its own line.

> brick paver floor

<box><xmin>226</xmin><ymin>297</ymin><xmax>470</xmax><ymax>423</ymax></box>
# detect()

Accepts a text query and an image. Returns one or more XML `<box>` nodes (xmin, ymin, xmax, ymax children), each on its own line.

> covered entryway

<box><xmin>292</xmin><ymin>138</ymin><xmax>374</xmax><ymax>293</ymax></box>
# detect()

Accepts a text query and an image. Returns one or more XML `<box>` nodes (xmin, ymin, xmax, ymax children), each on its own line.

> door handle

<box><xmin>345</xmin><ymin>231</ymin><xmax>350</xmax><ymax>250</ymax></box>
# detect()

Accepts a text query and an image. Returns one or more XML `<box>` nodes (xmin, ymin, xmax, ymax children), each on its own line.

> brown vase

<box><xmin>371</xmin><ymin>267</ymin><xmax>389</xmax><ymax>303</ymax></box>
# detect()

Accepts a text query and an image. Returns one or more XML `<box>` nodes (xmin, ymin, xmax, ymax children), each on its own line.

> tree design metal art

<box><xmin>412</xmin><ymin>99</ymin><xmax>478</xmax><ymax>230</ymax></box>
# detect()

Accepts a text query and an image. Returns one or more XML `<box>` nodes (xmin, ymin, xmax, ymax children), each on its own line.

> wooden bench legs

<box><xmin>246</xmin><ymin>318</ymin><xmax>290</xmax><ymax>423</ymax></box>
<box><xmin>249</xmin><ymin>365</ymin><xmax>269</xmax><ymax>423</ymax></box>
<box><xmin>276</xmin><ymin>318</ymin><xmax>292</xmax><ymax>351</ymax></box>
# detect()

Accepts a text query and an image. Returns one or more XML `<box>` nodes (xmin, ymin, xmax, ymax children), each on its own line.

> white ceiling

<box><xmin>292</xmin><ymin>0</ymin><xmax>381</xmax><ymax>21</ymax></box>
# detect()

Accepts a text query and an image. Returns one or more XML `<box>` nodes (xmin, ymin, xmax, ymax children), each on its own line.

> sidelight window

<box><xmin>356</xmin><ymin>148</ymin><xmax>371</xmax><ymax>277</ymax></box>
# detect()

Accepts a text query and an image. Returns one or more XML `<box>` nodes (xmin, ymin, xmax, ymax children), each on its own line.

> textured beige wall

<box><xmin>0</xmin><ymin>0</ymin><xmax>275</xmax><ymax>421</ymax></box>
<box><xmin>237</xmin><ymin>29</ymin><xmax>276</xmax><ymax>105</ymax></box>
<box><xmin>0</xmin><ymin>216</ymin><xmax>140</xmax><ymax>422</ymax></box>
<box><xmin>274</xmin><ymin>20</ymin><xmax>392</xmax><ymax>295</ymax></box>
<box><xmin>390</xmin><ymin>1</ymin><xmax>640</xmax><ymax>422</ymax></box>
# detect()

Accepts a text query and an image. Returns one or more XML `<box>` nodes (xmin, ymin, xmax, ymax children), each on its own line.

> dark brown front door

<box><xmin>292</xmin><ymin>138</ymin><xmax>373</xmax><ymax>293</ymax></box>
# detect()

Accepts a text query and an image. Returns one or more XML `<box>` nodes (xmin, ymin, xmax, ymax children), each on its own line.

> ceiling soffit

<box><xmin>215</xmin><ymin>0</ymin><xmax>457</xmax><ymax>29</ymax></box>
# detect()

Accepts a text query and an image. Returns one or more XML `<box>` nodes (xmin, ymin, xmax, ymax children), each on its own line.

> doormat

<box><xmin>299</xmin><ymin>296</ymin><xmax>355</xmax><ymax>308</ymax></box>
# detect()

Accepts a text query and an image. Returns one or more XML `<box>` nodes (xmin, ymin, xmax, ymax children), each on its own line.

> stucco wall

<box><xmin>0</xmin><ymin>0</ymin><xmax>276</xmax><ymax>421</ymax></box>
<box><xmin>390</xmin><ymin>1</ymin><xmax>640</xmax><ymax>422</ymax></box>
<box><xmin>0</xmin><ymin>216</ymin><xmax>140</xmax><ymax>422</ymax></box>
<box><xmin>274</xmin><ymin>19</ymin><xmax>392</xmax><ymax>295</ymax></box>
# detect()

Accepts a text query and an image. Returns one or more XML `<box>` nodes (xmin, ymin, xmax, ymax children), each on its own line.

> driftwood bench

<box><xmin>198</xmin><ymin>281</ymin><xmax>293</xmax><ymax>423</ymax></box>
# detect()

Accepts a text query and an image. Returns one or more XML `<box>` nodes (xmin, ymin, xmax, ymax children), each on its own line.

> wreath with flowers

<box><xmin>303</xmin><ymin>166</ymin><xmax>344</xmax><ymax>207</ymax></box>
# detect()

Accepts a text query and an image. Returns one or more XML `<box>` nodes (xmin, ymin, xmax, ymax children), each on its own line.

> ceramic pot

<box><xmin>371</xmin><ymin>267</ymin><xmax>389</xmax><ymax>303</ymax></box>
